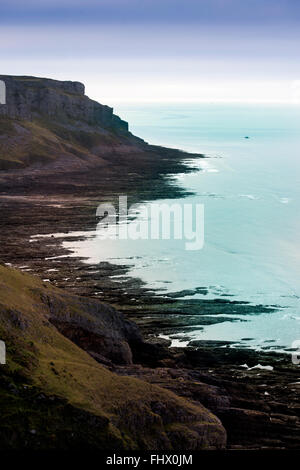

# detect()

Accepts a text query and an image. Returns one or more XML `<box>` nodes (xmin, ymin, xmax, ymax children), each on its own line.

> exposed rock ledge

<box><xmin>0</xmin><ymin>75</ymin><xmax>154</xmax><ymax>172</ymax></box>
<box><xmin>0</xmin><ymin>75</ymin><xmax>128</xmax><ymax>132</ymax></box>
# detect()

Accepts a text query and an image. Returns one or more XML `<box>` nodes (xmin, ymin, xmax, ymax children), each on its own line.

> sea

<box><xmin>63</xmin><ymin>103</ymin><xmax>300</xmax><ymax>352</ymax></box>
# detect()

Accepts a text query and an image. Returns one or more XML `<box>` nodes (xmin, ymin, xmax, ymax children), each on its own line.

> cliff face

<box><xmin>0</xmin><ymin>75</ymin><xmax>147</xmax><ymax>171</ymax></box>
<box><xmin>0</xmin><ymin>75</ymin><xmax>128</xmax><ymax>132</ymax></box>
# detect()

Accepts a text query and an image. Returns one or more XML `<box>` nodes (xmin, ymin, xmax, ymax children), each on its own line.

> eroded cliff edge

<box><xmin>0</xmin><ymin>75</ymin><xmax>128</xmax><ymax>131</ymax></box>
<box><xmin>0</xmin><ymin>75</ymin><xmax>147</xmax><ymax>172</ymax></box>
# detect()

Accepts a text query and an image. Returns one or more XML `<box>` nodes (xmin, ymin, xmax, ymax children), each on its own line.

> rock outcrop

<box><xmin>43</xmin><ymin>290</ymin><xmax>143</xmax><ymax>365</ymax></box>
<box><xmin>0</xmin><ymin>75</ymin><xmax>149</xmax><ymax>171</ymax></box>
<box><xmin>0</xmin><ymin>75</ymin><xmax>128</xmax><ymax>132</ymax></box>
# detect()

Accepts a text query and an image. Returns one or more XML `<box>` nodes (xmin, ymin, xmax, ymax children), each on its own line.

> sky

<box><xmin>1</xmin><ymin>0</ymin><xmax>300</xmax><ymax>105</ymax></box>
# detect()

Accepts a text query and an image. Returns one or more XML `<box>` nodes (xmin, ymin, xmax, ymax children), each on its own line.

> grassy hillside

<box><xmin>0</xmin><ymin>117</ymin><xmax>138</xmax><ymax>171</ymax></box>
<box><xmin>0</xmin><ymin>265</ymin><xmax>226</xmax><ymax>450</ymax></box>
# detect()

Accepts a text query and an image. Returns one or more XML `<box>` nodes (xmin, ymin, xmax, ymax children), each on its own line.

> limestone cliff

<box><xmin>0</xmin><ymin>75</ymin><xmax>147</xmax><ymax>171</ymax></box>
<box><xmin>0</xmin><ymin>75</ymin><xmax>128</xmax><ymax>132</ymax></box>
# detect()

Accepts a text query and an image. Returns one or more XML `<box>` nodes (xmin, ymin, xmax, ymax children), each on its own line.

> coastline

<box><xmin>0</xmin><ymin>142</ymin><xmax>299</xmax><ymax>449</ymax></box>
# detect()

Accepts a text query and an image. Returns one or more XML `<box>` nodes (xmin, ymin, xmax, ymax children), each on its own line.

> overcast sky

<box><xmin>1</xmin><ymin>0</ymin><xmax>300</xmax><ymax>104</ymax></box>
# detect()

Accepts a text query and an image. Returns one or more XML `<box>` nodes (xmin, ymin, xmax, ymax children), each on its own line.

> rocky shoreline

<box><xmin>0</xmin><ymin>75</ymin><xmax>299</xmax><ymax>451</ymax></box>
<box><xmin>1</xmin><ymin>151</ymin><xmax>299</xmax><ymax>450</ymax></box>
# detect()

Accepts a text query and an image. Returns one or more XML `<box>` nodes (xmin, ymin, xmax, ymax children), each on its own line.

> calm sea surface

<box><xmin>64</xmin><ymin>104</ymin><xmax>300</xmax><ymax>351</ymax></box>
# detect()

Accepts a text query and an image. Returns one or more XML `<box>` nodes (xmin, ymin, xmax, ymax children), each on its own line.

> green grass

<box><xmin>0</xmin><ymin>116</ymin><xmax>119</xmax><ymax>169</ymax></box>
<box><xmin>0</xmin><ymin>265</ymin><xmax>225</xmax><ymax>449</ymax></box>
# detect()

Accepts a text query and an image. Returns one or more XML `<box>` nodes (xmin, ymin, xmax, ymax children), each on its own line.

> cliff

<box><xmin>0</xmin><ymin>75</ymin><xmax>144</xmax><ymax>171</ymax></box>
<box><xmin>0</xmin><ymin>75</ymin><xmax>128</xmax><ymax>132</ymax></box>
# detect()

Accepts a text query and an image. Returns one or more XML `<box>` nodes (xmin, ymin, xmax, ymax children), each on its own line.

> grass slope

<box><xmin>0</xmin><ymin>116</ymin><xmax>138</xmax><ymax>171</ymax></box>
<box><xmin>0</xmin><ymin>265</ymin><xmax>226</xmax><ymax>450</ymax></box>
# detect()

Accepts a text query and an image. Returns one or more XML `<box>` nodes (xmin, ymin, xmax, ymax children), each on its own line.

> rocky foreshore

<box><xmin>1</xmin><ymin>149</ymin><xmax>299</xmax><ymax>451</ymax></box>
<box><xmin>0</xmin><ymin>76</ymin><xmax>299</xmax><ymax>451</ymax></box>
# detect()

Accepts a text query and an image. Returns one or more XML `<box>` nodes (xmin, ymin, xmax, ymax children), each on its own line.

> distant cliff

<box><xmin>0</xmin><ymin>75</ymin><xmax>146</xmax><ymax>171</ymax></box>
<box><xmin>0</xmin><ymin>75</ymin><xmax>128</xmax><ymax>132</ymax></box>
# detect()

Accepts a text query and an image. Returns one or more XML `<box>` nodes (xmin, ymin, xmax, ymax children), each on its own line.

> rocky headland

<box><xmin>0</xmin><ymin>76</ymin><xmax>299</xmax><ymax>451</ymax></box>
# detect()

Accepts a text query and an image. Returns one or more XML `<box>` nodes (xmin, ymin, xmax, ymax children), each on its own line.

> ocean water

<box><xmin>63</xmin><ymin>103</ymin><xmax>300</xmax><ymax>351</ymax></box>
